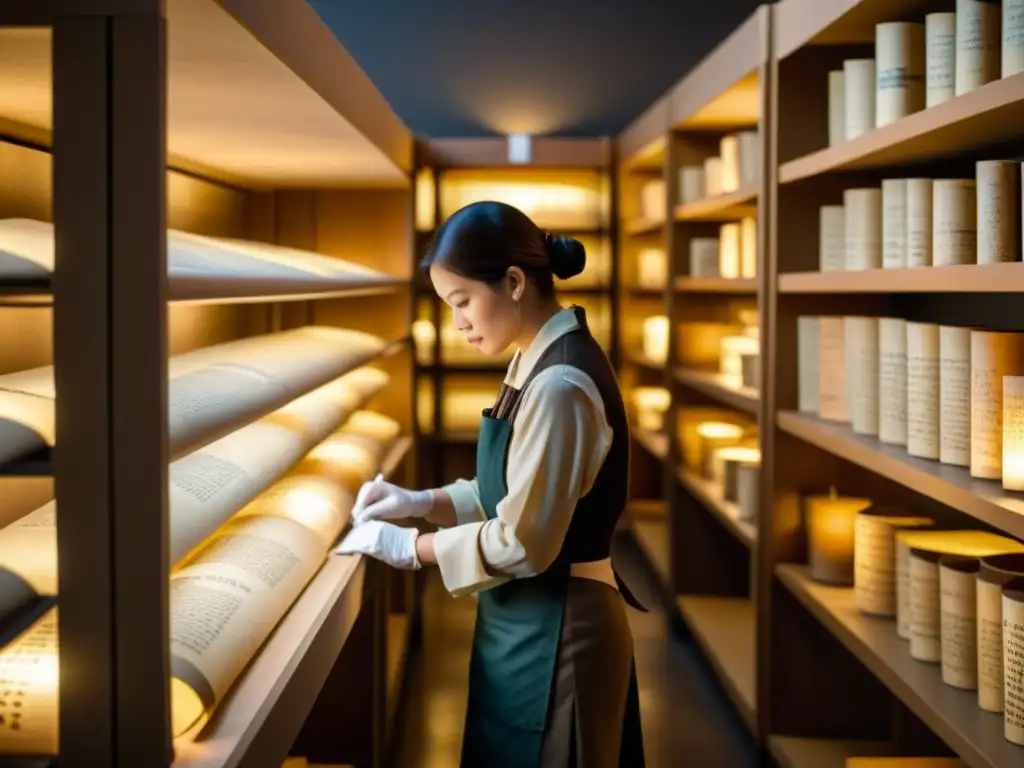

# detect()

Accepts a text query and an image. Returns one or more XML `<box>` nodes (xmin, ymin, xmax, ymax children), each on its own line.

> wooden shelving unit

<box><xmin>413</xmin><ymin>138</ymin><xmax>616</xmax><ymax>489</ymax></box>
<box><xmin>0</xmin><ymin>3</ymin><xmax>420</xmax><ymax>766</ymax></box>
<box><xmin>615</xmin><ymin>0</ymin><xmax>1024</xmax><ymax>764</ymax></box>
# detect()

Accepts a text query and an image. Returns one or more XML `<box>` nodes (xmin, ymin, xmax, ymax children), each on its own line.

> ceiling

<box><xmin>309</xmin><ymin>0</ymin><xmax>768</xmax><ymax>139</ymax></box>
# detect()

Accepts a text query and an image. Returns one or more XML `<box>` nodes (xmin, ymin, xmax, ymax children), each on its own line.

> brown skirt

<box><xmin>538</xmin><ymin>577</ymin><xmax>635</xmax><ymax>768</ymax></box>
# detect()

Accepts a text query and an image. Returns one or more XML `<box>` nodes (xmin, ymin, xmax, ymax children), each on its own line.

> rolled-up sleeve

<box><xmin>440</xmin><ymin>477</ymin><xmax>486</xmax><ymax>526</ymax></box>
<box><xmin>433</xmin><ymin>366</ymin><xmax>612</xmax><ymax>598</ymax></box>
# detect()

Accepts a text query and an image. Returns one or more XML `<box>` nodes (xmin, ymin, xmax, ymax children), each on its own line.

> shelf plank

<box><xmin>776</xmin><ymin>563</ymin><xmax>1021</xmax><ymax>768</ymax></box>
<box><xmin>673</xmin><ymin>368</ymin><xmax>760</xmax><ymax>414</ymax></box>
<box><xmin>676</xmin><ymin>467</ymin><xmax>756</xmax><ymax>548</ymax></box>
<box><xmin>386</xmin><ymin>613</ymin><xmax>412</xmax><ymax>730</ymax></box>
<box><xmin>676</xmin><ymin>595</ymin><xmax>757</xmax><ymax>734</ymax></box>
<box><xmin>672</xmin><ymin>186</ymin><xmax>758</xmax><ymax>222</ymax></box>
<box><xmin>779</xmin><ymin>263</ymin><xmax>1024</xmax><ymax>294</ymax></box>
<box><xmin>768</xmin><ymin>736</ymin><xmax>897</xmax><ymax>768</ymax></box>
<box><xmin>776</xmin><ymin>412</ymin><xmax>1024</xmax><ymax>540</ymax></box>
<box><xmin>625</xmin><ymin>217</ymin><xmax>665</xmax><ymax>236</ymax></box>
<box><xmin>631</xmin><ymin>518</ymin><xmax>672</xmax><ymax>591</ymax></box>
<box><xmin>780</xmin><ymin>73</ymin><xmax>1024</xmax><ymax>184</ymax></box>
<box><xmin>624</xmin><ymin>351</ymin><xmax>666</xmax><ymax>371</ymax></box>
<box><xmin>673</xmin><ymin>275</ymin><xmax>758</xmax><ymax>294</ymax></box>
<box><xmin>631</xmin><ymin>427</ymin><xmax>669</xmax><ymax>461</ymax></box>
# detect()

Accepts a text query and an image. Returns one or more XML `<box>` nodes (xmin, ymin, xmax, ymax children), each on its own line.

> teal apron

<box><xmin>459</xmin><ymin>408</ymin><xmax>646</xmax><ymax>768</ymax></box>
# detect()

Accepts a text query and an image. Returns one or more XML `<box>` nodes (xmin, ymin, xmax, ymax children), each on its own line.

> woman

<box><xmin>337</xmin><ymin>200</ymin><xmax>645</xmax><ymax>768</ymax></box>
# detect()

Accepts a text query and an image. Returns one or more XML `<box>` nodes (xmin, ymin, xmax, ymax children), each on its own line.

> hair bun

<box><xmin>545</xmin><ymin>233</ymin><xmax>587</xmax><ymax>280</ymax></box>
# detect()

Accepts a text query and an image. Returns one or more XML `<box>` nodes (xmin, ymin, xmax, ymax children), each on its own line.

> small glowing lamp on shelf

<box><xmin>719</xmin><ymin>223</ymin><xmax>742</xmax><ymax>279</ymax></box>
<box><xmin>636</xmin><ymin>248</ymin><xmax>667</xmax><ymax>289</ymax></box>
<box><xmin>642</xmin><ymin>315</ymin><xmax>669</xmax><ymax>364</ymax></box>
<box><xmin>632</xmin><ymin>386</ymin><xmax>671</xmax><ymax>431</ymax></box>
<box><xmin>711</xmin><ymin>445</ymin><xmax>761</xmax><ymax>498</ymax></box>
<box><xmin>806</xmin><ymin>487</ymin><xmax>873</xmax><ymax>586</ymax></box>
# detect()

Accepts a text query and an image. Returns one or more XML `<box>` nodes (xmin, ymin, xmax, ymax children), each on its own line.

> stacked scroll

<box><xmin>0</xmin><ymin>218</ymin><xmax>401</xmax><ymax>302</ymax></box>
<box><xmin>0</xmin><ymin>327</ymin><xmax>409</xmax><ymax>756</ymax></box>
<box><xmin>798</xmin><ymin>315</ymin><xmax>1024</xmax><ymax>492</ymax></box>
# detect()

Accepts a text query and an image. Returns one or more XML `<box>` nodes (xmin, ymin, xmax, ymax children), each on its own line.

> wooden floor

<box><xmin>391</xmin><ymin>533</ymin><xmax>759</xmax><ymax>768</ymax></box>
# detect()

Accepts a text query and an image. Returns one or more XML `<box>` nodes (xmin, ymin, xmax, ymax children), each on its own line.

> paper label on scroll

<box><xmin>932</xmin><ymin>180</ymin><xmax>976</xmax><ymax>267</ymax></box>
<box><xmin>978</xmin><ymin>579</ymin><xmax>1006</xmax><ymax>711</ymax></box>
<box><xmin>907</xmin><ymin>323</ymin><xmax>940</xmax><ymax>460</ymax></box>
<box><xmin>798</xmin><ymin>317</ymin><xmax>820</xmax><ymax>413</ymax></box>
<box><xmin>906</xmin><ymin>179</ymin><xmax>933</xmax><ymax>266</ymax></box>
<box><xmin>879</xmin><ymin>318</ymin><xmax>907</xmax><ymax>446</ymax></box>
<box><xmin>939</xmin><ymin>563</ymin><xmax>978</xmax><ymax>689</ymax></box>
<box><xmin>1002</xmin><ymin>592</ymin><xmax>1024</xmax><ymax>745</ymax></box>
<box><xmin>847</xmin><ymin>317</ymin><xmax>879</xmax><ymax>436</ymax></box>
<box><xmin>909</xmin><ymin>554</ymin><xmax>942</xmax><ymax>662</ymax></box>
<box><xmin>927</xmin><ymin>13</ymin><xmax>957</xmax><ymax>107</ymax></box>
<box><xmin>818</xmin><ymin>318</ymin><xmax>847</xmax><ymax>422</ymax></box>
<box><xmin>971</xmin><ymin>331</ymin><xmax>1024</xmax><ymax>479</ymax></box>
<box><xmin>0</xmin><ymin>609</ymin><xmax>58</xmax><ymax>756</ymax></box>
<box><xmin>940</xmin><ymin>326</ymin><xmax>971</xmax><ymax>466</ymax></box>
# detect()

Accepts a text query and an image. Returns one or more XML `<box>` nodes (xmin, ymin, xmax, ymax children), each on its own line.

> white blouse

<box><xmin>432</xmin><ymin>307</ymin><xmax>615</xmax><ymax>598</ymax></box>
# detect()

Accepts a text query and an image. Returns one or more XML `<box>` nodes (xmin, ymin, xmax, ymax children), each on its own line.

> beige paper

<box><xmin>976</xmin><ymin>161</ymin><xmax>1019</xmax><ymax>265</ymax></box>
<box><xmin>1002</xmin><ymin>578</ymin><xmax>1024</xmax><ymax>745</ymax></box>
<box><xmin>882</xmin><ymin>180</ymin><xmax>908</xmax><ymax>269</ymax></box>
<box><xmin>907</xmin><ymin>323</ymin><xmax>940</xmax><ymax>460</ymax></box>
<box><xmin>977</xmin><ymin>554</ymin><xmax>1024</xmax><ymax>712</ymax></box>
<box><xmin>798</xmin><ymin>317</ymin><xmax>821</xmax><ymax>414</ymax></box>
<box><xmin>875</xmin><ymin>23</ymin><xmax>925</xmax><ymax>127</ymax></box>
<box><xmin>939</xmin><ymin>326</ymin><xmax>972</xmax><ymax>466</ymax></box>
<box><xmin>970</xmin><ymin>331</ymin><xmax>1024</xmax><ymax>479</ymax></box>
<box><xmin>0</xmin><ymin>608</ymin><xmax>58</xmax><ymax>756</ymax></box>
<box><xmin>955</xmin><ymin>0</ymin><xmax>1001</xmax><ymax>96</ymax></box>
<box><xmin>818</xmin><ymin>318</ymin><xmax>847</xmax><ymax>422</ymax></box>
<box><xmin>906</xmin><ymin>179</ymin><xmax>933</xmax><ymax>267</ymax></box>
<box><xmin>932</xmin><ymin>180</ymin><xmax>976</xmax><ymax>267</ymax></box>
<box><xmin>854</xmin><ymin>508</ymin><xmax>934</xmax><ymax>617</ymax></box>
<box><xmin>844</xmin><ymin>188</ymin><xmax>882</xmax><ymax>270</ymax></box>
<box><xmin>938</xmin><ymin>556</ymin><xmax>981</xmax><ymax>688</ymax></box>
<box><xmin>926</xmin><ymin>13</ymin><xmax>957</xmax><ymax>107</ymax></box>
<box><xmin>879</xmin><ymin>318</ymin><xmax>907</xmax><ymax>446</ymax></box>
<box><xmin>846</xmin><ymin>317</ymin><xmax>879</xmax><ymax>436</ymax></box>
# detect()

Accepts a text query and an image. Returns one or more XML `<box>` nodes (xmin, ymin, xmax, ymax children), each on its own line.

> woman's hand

<box><xmin>352</xmin><ymin>475</ymin><xmax>434</xmax><ymax>526</ymax></box>
<box><xmin>335</xmin><ymin>520</ymin><xmax>421</xmax><ymax>569</ymax></box>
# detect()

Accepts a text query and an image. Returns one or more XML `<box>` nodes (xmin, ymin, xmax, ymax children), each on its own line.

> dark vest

<box><xmin>518</xmin><ymin>306</ymin><xmax>630</xmax><ymax>564</ymax></box>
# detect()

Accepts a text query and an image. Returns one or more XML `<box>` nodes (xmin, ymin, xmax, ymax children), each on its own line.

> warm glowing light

<box><xmin>1003</xmin><ymin>376</ymin><xmax>1024</xmax><ymax>491</ymax></box>
<box><xmin>633</xmin><ymin>386</ymin><xmax>671</xmax><ymax>431</ymax></box>
<box><xmin>636</xmin><ymin>248</ymin><xmax>667</xmax><ymax>289</ymax></box>
<box><xmin>720</xmin><ymin>334</ymin><xmax>759</xmax><ymax>379</ymax></box>
<box><xmin>806</xmin><ymin>488</ymin><xmax>872</xmax><ymax>585</ymax></box>
<box><xmin>642</xmin><ymin>316</ymin><xmax>669</xmax><ymax>364</ymax></box>
<box><xmin>719</xmin><ymin>223</ymin><xmax>741</xmax><ymax>279</ymax></box>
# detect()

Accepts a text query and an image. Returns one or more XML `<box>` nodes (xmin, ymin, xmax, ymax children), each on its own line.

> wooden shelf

<box><xmin>673</xmin><ymin>275</ymin><xmax>758</xmax><ymax>294</ymax></box>
<box><xmin>676</xmin><ymin>595</ymin><xmax>757</xmax><ymax>734</ymax></box>
<box><xmin>776</xmin><ymin>411</ymin><xmax>1024</xmax><ymax>540</ymax></box>
<box><xmin>632</xmin><ymin>517</ymin><xmax>672</xmax><ymax>590</ymax></box>
<box><xmin>780</xmin><ymin>73</ymin><xmax>1024</xmax><ymax>184</ymax></box>
<box><xmin>775</xmin><ymin>0</ymin><xmax>941</xmax><ymax>58</ymax></box>
<box><xmin>624</xmin><ymin>351</ymin><xmax>666</xmax><ymax>371</ymax></box>
<box><xmin>673</xmin><ymin>368</ymin><xmax>759</xmax><ymax>415</ymax></box>
<box><xmin>779</xmin><ymin>263</ymin><xmax>1024</xmax><ymax>294</ymax></box>
<box><xmin>632</xmin><ymin>427</ymin><xmax>669</xmax><ymax>461</ymax></box>
<box><xmin>776</xmin><ymin>563</ymin><xmax>1022</xmax><ymax>768</ymax></box>
<box><xmin>676</xmin><ymin>467</ymin><xmax>755</xmax><ymax>548</ymax></box>
<box><xmin>625</xmin><ymin>217</ymin><xmax>665</xmax><ymax>236</ymax></box>
<box><xmin>672</xmin><ymin>186</ymin><xmax>758</xmax><ymax>222</ymax></box>
<box><xmin>768</xmin><ymin>736</ymin><xmax>897</xmax><ymax>768</ymax></box>
<box><xmin>386</xmin><ymin>613</ymin><xmax>412</xmax><ymax>730</ymax></box>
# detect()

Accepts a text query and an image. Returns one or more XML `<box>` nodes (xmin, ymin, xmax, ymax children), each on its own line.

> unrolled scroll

<box><xmin>939</xmin><ymin>326</ymin><xmax>971</xmax><ymax>467</ymax></box>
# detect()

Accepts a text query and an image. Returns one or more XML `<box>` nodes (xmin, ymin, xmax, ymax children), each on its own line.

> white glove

<box><xmin>334</xmin><ymin>520</ymin><xmax>421</xmax><ymax>570</ymax></box>
<box><xmin>352</xmin><ymin>473</ymin><xmax>434</xmax><ymax>526</ymax></box>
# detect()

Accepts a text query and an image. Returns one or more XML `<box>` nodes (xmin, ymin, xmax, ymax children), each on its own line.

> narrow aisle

<box><xmin>392</xmin><ymin>533</ymin><xmax>759</xmax><ymax>768</ymax></box>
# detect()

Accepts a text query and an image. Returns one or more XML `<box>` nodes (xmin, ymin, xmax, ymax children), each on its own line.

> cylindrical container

<box><xmin>955</xmin><ymin>0</ymin><xmax>1001</xmax><ymax>96</ymax></box>
<box><xmin>689</xmin><ymin>238</ymin><xmax>720</xmax><ymax>277</ymax></box>
<box><xmin>932</xmin><ymin>179</ymin><xmax>977</xmax><ymax>266</ymax></box>
<box><xmin>806</xmin><ymin>490</ymin><xmax>872</xmax><ymax>586</ymax></box>
<box><xmin>1002</xmin><ymin>376</ymin><xmax>1024</xmax><ymax>491</ymax></box>
<box><xmin>976</xmin><ymin>160</ymin><xmax>1019</xmax><ymax>264</ymax></box>
<box><xmin>844</xmin><ymin>188</ymin><xmax>882</xmax><ymax>270</ymax></box>
<box><xmin>844</xmin><ymin>59</ymin><xmax>876</xmax><ymax>140</ymax></box>
<box><xmin>696</xmin><ymin>422</ymin><xmax>745</xmax><ymax>479</ymax></box>
<box><xmin>939</xmin><ymin>325</ymin><xmax>972</xmax><ymax>467</ymax></box>
<box><xmin>1003</xmin><ymin>0</ymin><xmax>1024</xmax><ymax>78</ymax></box>
<box><xmin>939</xmin><ymin>555</ymin><xmax>981</xmax><ymax>689</ymax></box>
<box><xmin>879</xmin><ymin>317</ymin><xmax>908</xmax><ymax>446</ymax></box>
<box><xmin>819</xmin><ymin>205</ymin><xmax>846</xmax><ymax>271</ymax></box>
<box><xmin>926</xmin><ymin>13</ymin><xmax>957</xmax><ymax>107</ymax></box>
<box><xmin>854</xmin><ymin>506</ymin><xmax>934</xmax><ymax>617</ymax></box>
<box><xmin>818</xmin><ymin>317</ymin><xmax>847</xmax><ymax>422</ymax></box>
<box><xmin>882</xmin><ymin>179</ymin><xmax>908</xmax><ymax>268</ymax></box>
<box><xmin>704</xmin><ymin>157</ymin><xmax>723</xmax><ymax>198</ymax></box>
<box><xmin>876</xmin><ymin>22</ymin><xmax>926</xmax><ymax>127</ymax></box>
<box><xmin>1001</xmin><ymin>576</ymin><xmax>1024</xmax><ymax>745</ymax></box>
<box><xmin>910</xmin><ymin>548</ymin><xmax>944</xmax><ymax>662</ymax></box>
<box><xmin>715</xmin><ymin>446</ymin><xmax>760</xmax><ymax>502</ymax></box>
<box><xmin>798</xmin><ymin>316</ymin><xmax>820</xmax><ymax>414</ymax></box>
<box><xmin>719</xmin><ymin>223</ymin><xmax>742</xmax><ymax>278</ymax></box>
<box><xmin>737</xmin><ymin>463</ymin><xmax>760</xmax><ymax>524</ymax></box>
<box><xmin>740</xmin><ymin>216</ymin><xmax>757</xmax><ymax>279</ymax></box>
<box><xmin>970</xmin><ymin>331</ymin><xmax>1024</xmax><ymax>479</ymax></box>
<box><xmin>977</xmin><ymin>553</ymin><xmax>1024</xmax><ymax>712</ymax></box>
<box><xmin>828</xmin><ymin>70</ymin><xmax>846</xmax><ymax>146</ymax></box>
<box><xmin>741</xmin><ymin>352</ymin><xmax>759</xmax><ymax>391</ymax></box>
<box><xmin>907</xmin><ymin>322</ymin><xmax>940</xmax><ymax>460</ymax></box>
<box><xmin>680</xmin><ymin>166</ymin><xmax>705</xmax><ymax>204</ymax></box>
<box><xmin>906</xmin><ymin>178</ymin><xmax>934</xmax><ymax>266</ymax></box>
<box><xmin>846</xmin><ymin>316</ymin><xmax>879</xmax><ymax>436</ymax></box>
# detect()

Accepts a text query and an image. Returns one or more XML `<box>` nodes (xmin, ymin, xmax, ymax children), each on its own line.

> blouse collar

<box><xmin>505</xmin><ymin>305</ymin><xmax>583</xmax><ymax>389</ymax></box>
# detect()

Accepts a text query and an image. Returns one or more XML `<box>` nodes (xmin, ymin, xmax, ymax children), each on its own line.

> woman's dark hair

<box><xmin>421</xmin><ymin>201</ymin><xmax>586</xmax><ymax>298</ymax></box>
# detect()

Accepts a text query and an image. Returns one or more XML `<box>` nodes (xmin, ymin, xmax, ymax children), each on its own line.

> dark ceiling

<box><xmin>309</xmin><ymin>0</ymin><xmax>767</xmax><ymax>139</ymax></box>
